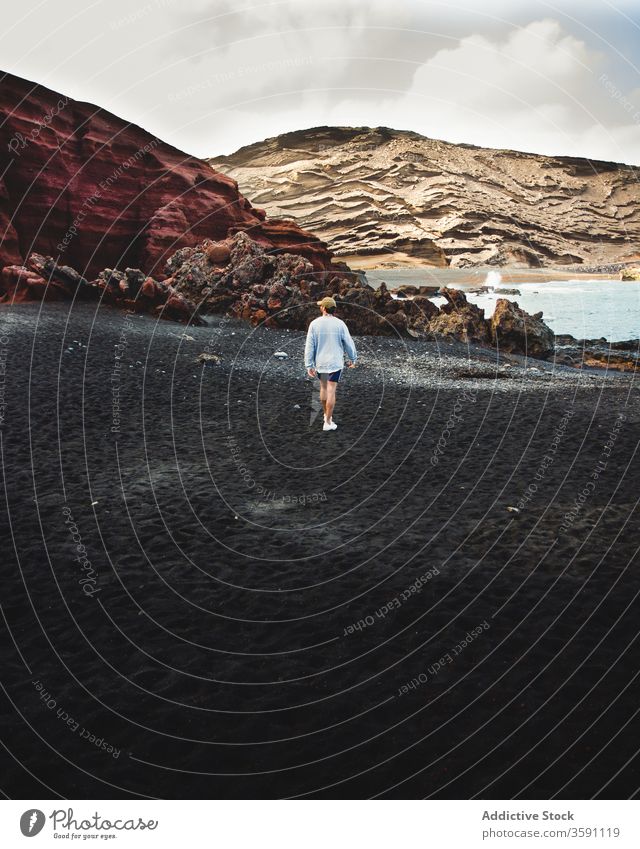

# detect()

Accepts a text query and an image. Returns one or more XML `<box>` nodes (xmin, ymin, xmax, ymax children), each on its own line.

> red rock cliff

<box><xmin>0</xmin><ymin>72</ymin><xmax>338</xmax><ymax>279</ymax></box>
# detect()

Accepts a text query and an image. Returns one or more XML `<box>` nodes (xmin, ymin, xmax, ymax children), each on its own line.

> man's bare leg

<box><xmin>319</xmin><ymin>378</ymin><xmax>327</xmax><ymax>417</ymax></box>
<box><xmin>325</xmin><ymin>381</ymin><xmax>337</xmax><ymax>424</ymax></box>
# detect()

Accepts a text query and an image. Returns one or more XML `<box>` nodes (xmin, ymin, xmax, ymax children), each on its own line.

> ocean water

<box><xmin>364</xmin><ymin>269</ymin><xmax>640</xmax><ymax>342</ymax></box>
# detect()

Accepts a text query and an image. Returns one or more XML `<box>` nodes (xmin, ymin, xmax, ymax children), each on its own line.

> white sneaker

<box><xmin>323</xmin><ymin>420</ymin><xmax>337</xmax><ymax>431</ymax></box>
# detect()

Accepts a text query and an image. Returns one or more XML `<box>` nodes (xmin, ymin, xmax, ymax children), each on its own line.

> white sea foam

<box><xmin>484</xmin><ymin>270</ymin><xmax>503</xmax><ymax>288</ymax></box>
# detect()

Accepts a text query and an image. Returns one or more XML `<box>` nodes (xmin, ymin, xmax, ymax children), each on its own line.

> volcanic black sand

<box><xmin>1</xmin><ymin>301</ymin><xmax>640</xmax><ymax>800</ymax></box>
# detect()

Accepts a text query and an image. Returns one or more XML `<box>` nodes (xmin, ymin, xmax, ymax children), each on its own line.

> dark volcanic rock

<box><xmin>2</xmin><ymin>230</ymin><xmax>559</xmax><ymax>361</ymax></box>
<box><xmin>429</xmin><ymin>287</ymin><xmax>491</xmax><ymax>345</ymax></box>
<box><xmin>168</xmin><ymin>232</ymin><xmax>449</xmax><ymax>336</ymax></box>
<box><xmin>392</xmin><ymin>285</ymin><xmax>420</xmax><ymax>297</ymax></box>
<box><xmin>0</xmin><ymin>252</ymin><xmax>202</xmax><ymax>325</ymax></box>
<box><xmin>554</xmin><ymin>335</ymin><xmax>640</xmax><ymax>371</ymax></box>
<box><xmin>411</xmin><ymin>295</ymin><xmax>439</xmax><ymax>319</ymax></box>
<box><xmin>1</xmin><ymin>264</ymin><xmax>72</xmax><ymax>302</ymax></box>
<box><xmin>490</xmin><ymin>298</ymin><xmax>555</xmax><ymax>358</ymax></box>
<box><xmin>168</xmin><ymin>232</ymin><xmax>371</xmax><ymax>331</ymax></box>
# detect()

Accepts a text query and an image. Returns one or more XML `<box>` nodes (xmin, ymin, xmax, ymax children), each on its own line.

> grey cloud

<box><xmin>1</xmin><ymin>0</ymin><xmax>638</xmax><ymax>162</ymax></box>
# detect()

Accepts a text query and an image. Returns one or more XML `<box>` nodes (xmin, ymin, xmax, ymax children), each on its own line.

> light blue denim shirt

<box><xmin>304</xmin><ymin>315</ymin><xmax>358</xmax><ymax>372</ymax></box>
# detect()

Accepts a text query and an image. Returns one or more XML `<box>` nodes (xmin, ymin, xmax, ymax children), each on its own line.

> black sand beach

<box><xmin>1</xmin><ymin>302</ymin><xmax>640</xmax><ymax>799</ymax></box>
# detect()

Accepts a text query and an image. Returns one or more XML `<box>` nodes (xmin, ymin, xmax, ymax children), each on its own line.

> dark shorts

<box><xmin>317</xmin><ymin>370</ymin><xmax>342</xmax><ymax>382</ymax></box>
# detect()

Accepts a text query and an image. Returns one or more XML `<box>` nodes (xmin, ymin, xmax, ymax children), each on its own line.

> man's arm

<box><xmin>341</xmin><ymin>323</ymin><xmax>358</xmax><ymax>365</ymax></box>
<box><xmin>304</xmin><ymin>324</ymin><xmax>316</xmax><ymax>375</ymax></box>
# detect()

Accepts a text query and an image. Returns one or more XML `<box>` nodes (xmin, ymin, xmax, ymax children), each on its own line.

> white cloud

<box><xmin>339</xmin><ymin>17</ymin><xmax>640</xmax><ymax>163</ymax></box>
<box><xmin>1</xmin><ymin>1</ymin><xmax>639</xmax><ymax>163</ymax></box>
<box><xmin>397</xmin><ymin>20</ymin><xmax>595</xmax><ymax>137</ymax></box>
<box><xmin>186</xmin><ymin>13</ymin><xmax>640</xmax><ymax>164</ymax></box>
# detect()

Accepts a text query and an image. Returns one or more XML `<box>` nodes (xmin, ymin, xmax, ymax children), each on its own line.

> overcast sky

<box><xmin>2</xmin><ymin>0</ymin><xmax>640</xmax><ymax>163</ymax></box>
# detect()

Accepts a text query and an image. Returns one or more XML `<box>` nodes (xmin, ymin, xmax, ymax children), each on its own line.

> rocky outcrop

<box><xmin>0</xmin><ymin>72</ymin><xmax>343</xmax><ymax>281</ymax></box>
<box><xmin>429</xmin><ymin>287</ymin><xmax>490</xmax><ymax>345</ymax></box>
<box><xmin>554</xmin><ymin>335</ymin><xmax>640</xmax><ymax>371</ymax></box>
<box><xmin>167</xmin><ymin>232</ymin><xmax>395</xmax><ymax>334</ymax></box>
<box><xmin>1</xmin><ymin>254</ymin><xmax>202</xmax><ymax>324</ymax></box>
<box><xmin>490</xmin><ymin>298</ymin><xmax>555</xmax><ymax>358</ymax></box>
<box><xmin>620</xmin><ymin>267</ymin><xmax>640</xmax><ymax>280</ymax></box>
<box><xmin>3</xmin><ymin>232</ymin><xmax>556</xmax><ymax>357</ymax></box>
<box><xmin>209</xmin><ymin>126</ymin><xmax>640</xmax><ymax>269</ymax></box>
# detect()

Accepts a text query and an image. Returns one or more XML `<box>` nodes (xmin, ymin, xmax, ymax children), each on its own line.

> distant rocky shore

<box><xmin>3</xmin><ymin>231</ymin><xmax>637</xmax><ymax>371</ymax></box>
<box><xmin>562</xmin><ymin>260</ymin><xmax>640</xmax><ymax>276</ymax></box>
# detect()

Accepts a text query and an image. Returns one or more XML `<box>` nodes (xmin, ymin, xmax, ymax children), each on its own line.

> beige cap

<box><xmin>317</xmin><ymin>296</ymin><xmax>337</xmax><ymax>309</ymax></box>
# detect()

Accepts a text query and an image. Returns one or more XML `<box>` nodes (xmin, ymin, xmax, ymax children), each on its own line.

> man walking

<box><xmin>304</xmin><ymin>297</ymin><xmax>357</xmax><ymax>432</ymax></box>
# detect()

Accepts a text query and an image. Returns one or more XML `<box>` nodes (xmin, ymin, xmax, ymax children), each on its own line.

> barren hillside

<box><xmin>209</xmin><ymin>126</ymin><xmax>640</xmax><ymax>269</ymax></box>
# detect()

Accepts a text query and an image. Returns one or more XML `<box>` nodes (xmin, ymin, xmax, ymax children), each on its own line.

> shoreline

<box><xmin>360</xmin><ymin>269</ymin><xmax>640</xmax><ymax>349</ymax></box>
<box><xmin>360</xmin><ymin>266</ymin><xmax>621</xmax><ymax>284</ymax></box>
<box><xmin>2</xmin><ymin>301</ymin><xmax>637</xmax><ymax>376</ymax></box>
